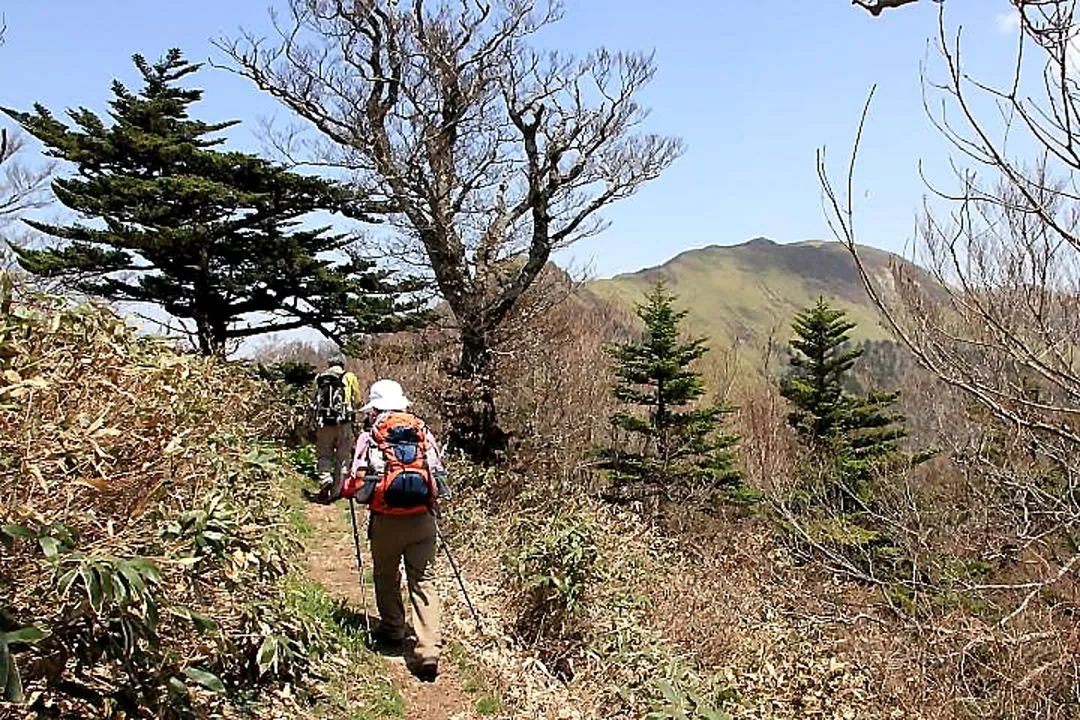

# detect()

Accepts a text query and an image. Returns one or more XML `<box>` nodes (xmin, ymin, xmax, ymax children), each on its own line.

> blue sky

<box><xmin>0</xmin><ymin>0</ymin><xmax>1022</xmax><ymax>280</ymax></box>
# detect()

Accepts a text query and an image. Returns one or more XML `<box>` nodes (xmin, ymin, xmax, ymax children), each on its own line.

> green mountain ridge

<box><xmin>587</xmin><ymin>237</ymin><xmax>905</xmax><ymax>367</ymax></box>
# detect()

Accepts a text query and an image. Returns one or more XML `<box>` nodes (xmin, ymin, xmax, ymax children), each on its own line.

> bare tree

<box><xmin>0</xmin><ymin>23</ymin><xmax>54</xmax><ymax>268</ymax></box>
<box><xmin>0</xmin><ymin>16</ymin><xmax>51</xmax><ymax>231</ymax></box>
<box><xmin>0</xmin><ymin>129</ymin><xmax>54</xmax><ymax>270</ymax></box>
<box><xmin>818</xmin><ymin>2</ymin><xmax>1079</xmax><ymax>713</ymax></box>
<box><xmin>0</xmin><ymin>19</ymin><xmax>55</xmax><ymax>267</ymax></box>
<box><xmin>217</xmin><ymin>0</ymin><xmax>682</xmax><ymax>459</ymax></box>
<box><xmin>821</xmin><ymin>1</ymin><xmax>1080</xmax><ymax>472</ymax></box>
<box><xmin>0</xmin><ymin>129</ymin><xmax>53</xmax><ymax>223</ymax></box>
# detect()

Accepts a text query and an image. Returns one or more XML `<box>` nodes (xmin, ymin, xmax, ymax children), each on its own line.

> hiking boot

<box><xmin>370</xmin><ymin>627</ymin><xmax>404</xmax><ymax>652</ymax></box>
<box><xmin>413</xmin><ymin>661</ymin><xmax>438</xmax><ymax>683</ymax></box>
<box><xmin>302</xmin><ymin>486</ymin><xmax>335</xmax><ymax>505</ymax></box>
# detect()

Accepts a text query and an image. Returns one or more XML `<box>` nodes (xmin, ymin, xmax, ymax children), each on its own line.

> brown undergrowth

<box><xmin>334</xmin><ymin>277</ymin><xmax>1078</xmax><ymax>719</ymax></box>
<box><xmin>0</xmin><ymin>277</ymin><xmax>401</xmax><ymax>719</ymax></box>
<box><xmin>150</xmin><ymin>264</ymin><xmax>1077</xmax><ymax>719</ymax></box>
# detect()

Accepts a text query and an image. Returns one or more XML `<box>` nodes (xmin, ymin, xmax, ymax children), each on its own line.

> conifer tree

<box><xmin>3</xmin><ymin>50</ymin><xmax>421</xmax><ymax>355</ymax></box>
<box><xmin>781</xmin><ymin>298</ymin><xmax>911</xmax><ymax>507</ymax></box>
<box><xmin>601</xmin><ymin>283</ymin><xmax>740</xmax><ymax>502</ymax></box>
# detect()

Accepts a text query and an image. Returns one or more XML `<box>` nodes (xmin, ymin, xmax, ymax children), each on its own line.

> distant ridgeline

<box><xmin>586</xmin><ymin>237</ymin><xmax>916</xmax><ymax>383</ymax></box>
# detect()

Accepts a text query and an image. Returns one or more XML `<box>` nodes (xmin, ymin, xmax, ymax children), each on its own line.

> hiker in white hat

<box><xmin>359</xmin><ymin>378</ymin><xmax>412</xmax><ymax>413</ymax></box>
<box><xmin>336</xmin><ymin>379</ymin><xmax>451</xmax><ymax>683</ymax></box>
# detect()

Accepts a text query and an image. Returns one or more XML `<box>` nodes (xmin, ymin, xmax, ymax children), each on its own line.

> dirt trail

<box><xmin>304</xmin><ymin>501</ymin><xmax>475</xmax><ymax>720</ymax></box>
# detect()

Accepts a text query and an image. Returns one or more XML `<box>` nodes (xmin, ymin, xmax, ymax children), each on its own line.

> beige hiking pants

<box><xmin>368</xmin><ymin>512</ymin><xmax>442</xmax><ymax>664</ymax></box>
<box><xmin>315</xmin><ymin>421</ymin><xmax>354</xmax><ymax>497</ymax></box>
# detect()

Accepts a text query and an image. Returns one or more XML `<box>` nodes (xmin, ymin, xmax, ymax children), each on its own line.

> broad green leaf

<box><xmin>86</xmin><ymin>567</ymin><xmax>103</xmax><ymax>612</ymax></box>
<box><xmin>146</xmin><ymin>599</ymin><xmax>160</xmax><ymax>629</ymax></box>
<box><xmin>183</xmin><ymin>667</ymin><xmax>225</xmax><ymax>693</ymax></box>
<box><xmin>77</xmin><ymin>566</ymin><xmax>95</xmax><ymax>607</ymax></box>
<box><xmin>52</xmin><ymin>523</ymin><xmax>76</xmax><ymax>547</ymax></box>
<box><xmin>127</xmin><ymin>557</ymin><xmax>161</xmax><ymax>584</ymax></box>
<box><xmin>1</xmin><ymin>625</ymin><xmax>49</xmax><ymax>645</ymax></box>
<box><xmin>1</xmin><ymin>525</ymin><xmax>33</xmax><ymax>539</ymax></box>
<box><xmin>0</xmin><ymin>643</ymin><xmax>10</xmax><ymax>701</ymax></box>
<box><xmin>256</xmin><ymin>636</ymin><xmax>279</xmax><ymax>676</ymax></box>
<box><xmin>38</xmin><ymin>535</ymin><xmax>59</xmax><ymax>560</ymax></box>
<box><xmin>98</xmin><ymin>565</ymin><xmax>115</xmax><ymax>605</ymax></box>
<box><xmin>114</xmin><ymin>572</ymin><xmax>130</xmax><ymax>607</ymax></box>
<box><xmin>3</xmin><ymin>657</ymin><xmax>23</xmax><ymax>703</ymax></box>
<box><xmin>1</xmin><ymin>641</ymin><xmax>25</xmax><ymax>703</ymax></box>
<box><xmin>173</xmin><ymin>607</ymin><xmax>217</xmax><ymax>634</ymax></box>
<box><xmin>57</xmin><ymin>568</ymin><xmax>78</xmax><ymax>596</ymax></box>
<box><xmin>167</xmin><ymin>676</ymin><xmax>187</xmax><ymax>697</ymax></box>
<box><xmin>118</xmin><ymin>562</ymin><xmax>146</xmax><ymax>594</ymax></box>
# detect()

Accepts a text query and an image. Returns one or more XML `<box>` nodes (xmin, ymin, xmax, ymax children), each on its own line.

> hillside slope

<box><xmin>0</xmin><ymin>277</ymin><xmax>402</xmax><ymax>719</ymax></box>
<box><xmin>588</xmin><ymin>238</ymin><xmax>904</xmax><ymax>366</ymax></box>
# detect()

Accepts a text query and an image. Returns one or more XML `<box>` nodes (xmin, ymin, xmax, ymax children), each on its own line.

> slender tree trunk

<box><xmin>656</xmin><ymin>378</ymin><xmax>668</xmax><ymax>455</ymax></box>
<box><xmin>195</xmin><ymin>317</ymin><xmax>214</xmax><ymax>356</ymax></box>
<box><xmin>194</xmin><ymin>309</ymin><xmax>227</xmax><ymax>357</ymax></box>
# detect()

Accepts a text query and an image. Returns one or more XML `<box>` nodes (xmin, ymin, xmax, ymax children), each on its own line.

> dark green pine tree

<box><xmin>3</xmin><ymin>50</ymin><xmax>422</xmax><ymax>355</ymax></box>
<box><xmin>781</xmin><ymin>298</ymin><xmax>910</xmax><ymax>506</ymax></box>
<box><xmin>601</xmin><ymin>283</ymin><xmax>740</xmax><ymax>502</ymax></box>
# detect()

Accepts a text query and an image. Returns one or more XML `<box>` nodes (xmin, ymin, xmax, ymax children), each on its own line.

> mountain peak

<box><xmin>744</xmin><ymin>236</ymin><xmax>777</xmax><ymax>247</ymax></box>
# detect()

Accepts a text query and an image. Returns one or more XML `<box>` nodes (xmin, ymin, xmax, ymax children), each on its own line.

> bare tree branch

<box><xmin>216</xmin><ymin>0</ymin><xmax>682</xmax><ymax>457</ymax></box>
<box><xmin>816</xmin><ymin>8</ymin><xmax>1079</xmax><ymax>703</ymax></box>
<box><xmin>851</xmin><ymin>0</ymin><xmax>929</xmax><ymax>15</ymax></box>
<box><xmin>0</xmin><ymin>128</ymin><xmax>54</xmax><ymax>224</ymax></box>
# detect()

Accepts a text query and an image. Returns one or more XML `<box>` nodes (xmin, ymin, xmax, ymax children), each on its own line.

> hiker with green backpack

<box><xmin>311</xmin><ymin>354</ymin><xmax>363</xmax><ymax>502</ymax></box>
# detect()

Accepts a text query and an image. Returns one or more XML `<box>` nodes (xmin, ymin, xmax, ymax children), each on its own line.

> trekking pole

<box><xmin>434</xmin><ymin>520</ymin><xmax>485</xmax><ymax>636</ymax></box>
<box><xmin>347</xmin><ymin>497</ymin><xmax>373</xmax><ymax>638</ymax></box>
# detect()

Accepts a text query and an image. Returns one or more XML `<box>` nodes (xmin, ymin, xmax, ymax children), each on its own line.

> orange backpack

<box><xmin>369</xmin><ymin>412</ymin><xmax>439</xmax><ymax>516</ymax></box>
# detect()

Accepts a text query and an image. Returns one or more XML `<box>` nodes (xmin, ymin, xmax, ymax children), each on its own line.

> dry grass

<box><xmin>76</xmin><ymin>262</ymin><xmax>1076</xmax><ymax>719</ymax></box>
<box><xmin>0</xmin><ymin>277</ymin><xmax>400</xmax><ymax>719</ymax></box>
<box><xmin>728</xmin><ymin>364</ymin><xmax>1080</xmax><ymax>719</ymax></box>
<box><xmin>346</xmin><ymin>277</ymin><xmax>1079</xmax><ymax>719</ymax></box>
<box><xmin>1</xmin><ymin>290</ymin><xmax>273</xmax><ymax>524</ymax></box>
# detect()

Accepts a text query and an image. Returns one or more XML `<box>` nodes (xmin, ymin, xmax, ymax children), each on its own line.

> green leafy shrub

<box><xmin>504</xmin><ymin>507</ymin><xmax>603</xmax><ymax>679</ymax></box>
<box><xmin>287</xmin><ymin>443</ymin><xmax>319</xmax><ymax>482</ymax></box>
<box><xmin>0</xmin><ymin>285</ymin><xmax>351</xmax><ymax>718</ymax></box>
<box><xmin>255</xmin><ymin>361</ymin><xmax>318</xmax><ymax>445</ymax></box>
<box><xmin>509</xmin><ymin>511</ymin><xmax>600</xmax><ymax>620</ymax></box>
<box><xmin>643</xmin><ymin>679</ymin><xmax>732</xmax><ymax>720</ymax></box>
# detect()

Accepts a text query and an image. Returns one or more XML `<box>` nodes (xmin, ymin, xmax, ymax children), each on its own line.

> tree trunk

<box><xmin>195</xmin><ymin>318</ymin><xmax>214</xmax><ymax>356</ymax></box>
<box><xmin>656</xmin><ymin>377</ymin><xmax>668</xmax><ymax>460</ymax></box>
<box><xmin>194</xmin><ymin>310</ymin><xmax>227</xmax><ymax>357</ymax></box>
<box><xmin>447</xmin><ymin>323</ymin><xmax>508</xmax><ymax>463</ymax></box>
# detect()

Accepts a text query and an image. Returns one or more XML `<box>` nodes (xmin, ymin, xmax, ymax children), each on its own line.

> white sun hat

<box><xmin>360</xmin><ymin>379</ymin><xmax>412</xmax><ymax>412</ymax></box>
